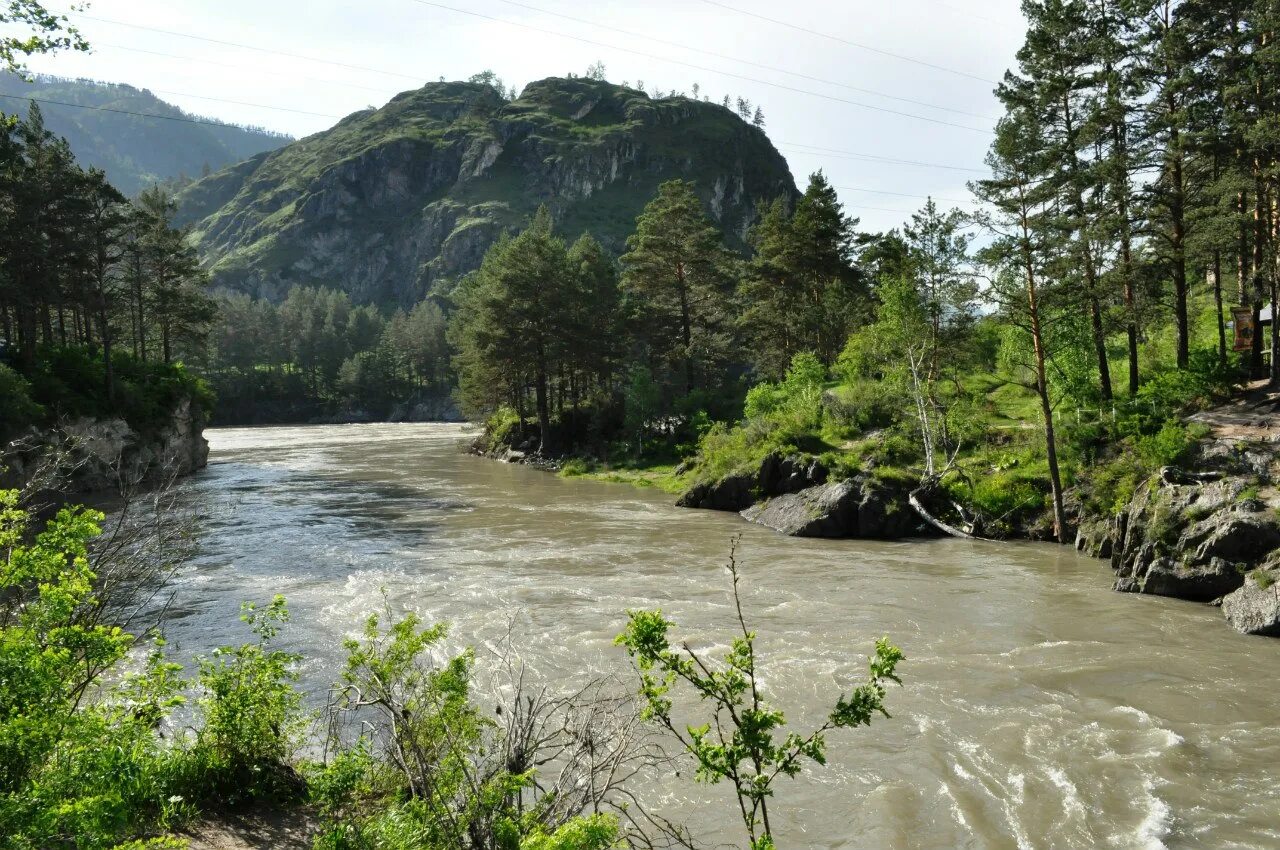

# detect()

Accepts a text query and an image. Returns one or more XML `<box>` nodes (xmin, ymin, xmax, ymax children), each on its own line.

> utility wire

<box><xmin>95</xmin><ymin>42</ymin><xmax>397</xmax><ymax>96</ymax></box>
<box><xmin>489</xmin><ymin>0</ymin><xmax>998</xmax><ymax>121</ymax></box>
<box><xmin>694</xmin><ymin>0</ymin><xmax>998</xmax><ymax>85</ymax></box>
<box><xmin>405</xmin><ymin>0</ymin><xmax>992</xmax><ymax>134</ymax></box>
<box><xmin>75</xmin><ymin>14</ymin><xmax>426</xmax><ymax>81</ymax></box>
<box><xmin>0</xmin><ymin>92</ymin><xmax>290</xmax><ymax>129</ymax></box>
<box><xmin>0</xmin><ymin>100</ymin><xmax>972</xmax><ymax>218</ymax></box>
<box><xmin>835</xmin><ymin>185</ymin><xmax>976</xmax><ymax>205</ymax></box>
<box><xmin>779</xmin><ymin>141</ymin><xmax>988</xmax><ymax>173</ymax></box>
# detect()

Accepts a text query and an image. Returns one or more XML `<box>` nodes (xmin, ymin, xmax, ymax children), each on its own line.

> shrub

<box><xmin>823</xmin><ymin>380</ymin><xmax>899</xmax><ymax>435</ymax></box>
<box><xmin>0</xmin><ymin>490</ymin><xmax>190</xmax><ymax>849</ymax></box>
<box><xmin>485</xmin><ymin>405</ymin><xmax>522</xmax><ymax>449</ymax></box>
<box><xmin>0</xmin><ymin>363</ymin><xmax>44</xmax><ymax>436</ymax></box>
<box><xmin>1134</xmin><ymin>421</ymin><xmax>1198</xmax><ymax>470</ymax></box>
<box><xmin>615</xmin><ymin>544</ymin><xmax>903</xmax><ymax>850</ymax></box>
<box><xmin>190</xmin><ymin>596</ymin><xmax>305</xmax><ymax>804</ymax></box>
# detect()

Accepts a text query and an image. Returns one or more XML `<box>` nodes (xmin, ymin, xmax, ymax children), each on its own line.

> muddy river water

<box><xmin>159</xmin><ymin>423</ymin><xmax>1280</xmax><ymax>848</ymax></box>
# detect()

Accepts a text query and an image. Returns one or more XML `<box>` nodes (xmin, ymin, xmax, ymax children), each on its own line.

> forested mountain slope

<box><xmin>175</xmin><ymin>76</ymin><xmax>798</xmax><ymax>307</ymax></box>
<box><xmin>0</xmin><ymin>73</ymin><xmax>291</xmax><ymax>195</ymax></box>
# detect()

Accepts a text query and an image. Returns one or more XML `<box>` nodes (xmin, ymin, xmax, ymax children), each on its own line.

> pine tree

<box><xmin>451</xmin><ymin>207</ymin><xmax>575</xmax><ymax>451</ymax></box>
<box><xmin>1009</xmin><ymin>0</ymin><xmax>1115</xmax><ymax>398</ymax></box>
<box><xmin>620</xmin><ymin>180</ymin><xmax>737</xmax><ymax>401</ymax></box>
<box><xmin>132</xmin><ymin>187</ymin><xmax>213</xmax><ymax>364</ymax></box>
<box><xmin>752</xmin><ymin>106</ymin><xmax>765</xmax><ymax>127</ymax></box>
<box><xmin>973</xmin><ymin>107</ymin><xmax>1070</xmax><ymax>543</ymax></box>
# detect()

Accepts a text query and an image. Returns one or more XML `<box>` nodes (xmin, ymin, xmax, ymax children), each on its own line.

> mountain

<box><xmin>0</xmin><ymin>74</ymin><xmax>292</xmax><ymax>196</ymax></box>
<box><xmin>176</xmin><ymin>77</ymin><xmax>799</xmax><ymax>307</ymax></box>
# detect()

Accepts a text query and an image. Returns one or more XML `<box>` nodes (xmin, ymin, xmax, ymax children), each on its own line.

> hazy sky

<box><xmin>21</xmin><ymin>0</ymin><xmax>1026</xmax><ymax>232</ymax></box>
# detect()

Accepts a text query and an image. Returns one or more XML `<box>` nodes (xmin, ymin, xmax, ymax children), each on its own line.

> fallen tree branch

<box><xmin>909</xmin><ymin>487</ymin><xmax>983</xmax><ymax>540</ymax></box>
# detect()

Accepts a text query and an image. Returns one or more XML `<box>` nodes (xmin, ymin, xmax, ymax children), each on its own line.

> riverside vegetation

<box><xmin>2</xmin><ymin>0</ymin><xmax>1280</xmax><ymax>844</ymax></box>
<box><xmin>0</xmin><ymin>488</ymin><xmax>903</xmax><ymax>850</ymax></box>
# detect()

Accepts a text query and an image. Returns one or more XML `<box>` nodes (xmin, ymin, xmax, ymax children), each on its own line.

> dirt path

<box><xmin>1188</xmin><ymin>379</ymin><xmax>1280</xmax><ymax>442</ymax></box>
<box><xmin>183</xmin><ymin>807</ymin><xmax>316</xmax><ymax>850</ymax></box>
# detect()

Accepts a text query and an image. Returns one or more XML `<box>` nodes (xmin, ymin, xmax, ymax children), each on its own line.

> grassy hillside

<box><xmin>176</xmin><ymin>77</ymin><xmax>798</xmax><ymax>307</ymax></box>
<box><xmin>0</xmin><ymin>73</ymin><xmax>291</xmax><ymax>195</ymax></box>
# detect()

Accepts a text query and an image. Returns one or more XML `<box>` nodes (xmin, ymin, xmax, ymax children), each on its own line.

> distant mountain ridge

<box><xmin>0</xmin><ymin>74</ymin><xmax>292</xmax><ymax>196</ymax></box>
<box><xmin>175</xmin><ymin>76</ymin><xmax>799</xmax><ymax>307</ymax></box>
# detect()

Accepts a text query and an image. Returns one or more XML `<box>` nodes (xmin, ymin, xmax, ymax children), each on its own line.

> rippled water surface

<box><xmin>163</xmin><ymin>423</ymin><xmax>1280</xmax><ymax>849</ymax></box>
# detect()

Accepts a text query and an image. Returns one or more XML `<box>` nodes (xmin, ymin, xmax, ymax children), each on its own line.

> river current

<box><xmin>160</xmin><ymin>423</ymin><xmax>1280</xmax><ymax>849</ymax></box>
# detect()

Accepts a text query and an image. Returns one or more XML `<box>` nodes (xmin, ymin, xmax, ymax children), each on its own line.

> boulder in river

<box><xmin>741</xmin><ymin>480</ymin><xmax>859</xmax><ymax>538</ymax></box>
<box><xmin>676</xmin><ymin>451</ymin><xmax>830</xmax><ymax>513</ymax></box>
<box><xmin>676</xmin><ymin>472</ymin><xmax>758</xmax><ymax>512</ymax></box>
<box><xmin>740</xmin><ymin>475</ymin><xmax>918</xmax><ymax>539</ymax></box>
<box><xmin>1222</xmin><ymin>556</ymin><xmax>1280</xmax><ymax>636</ymax></box>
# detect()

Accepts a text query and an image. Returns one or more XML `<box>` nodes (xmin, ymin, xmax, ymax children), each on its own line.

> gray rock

<box><xmin>1223</xmin><ymin>567</ymin><xmax>1280</xmax><ymax>636</ymax></box>
<box><xmin>1110</xmin><ymin>468</ymin><xmax>1280</xmax><ymax>602</ymax></box>
<box><xmin>676</xmin><ymin>472</ymin><xmax>757</xmax><ymax>512</ymax></box>
<box><xmin>740</xmin><ymin>475</ymin><xmax>917</xmax><ymax>539</ymax></box>
<box><xmin>741</xmin><ymin>480</ymin><xmax>860</xmax><ymax>538</ymax></box>
<box><xmin>758</xmin><ymin>452</ymin><xmax>828</xmax><ymax>496</ymax></box>
<box><xmin>2</xmin><ymin>396</ymin><xmax>209</xmax><ymax>495</ymax></box>
<box><xmin>1075</xmin><ymin>517</ymin><xmax>1114</xmax><ymax>559</ymax></box>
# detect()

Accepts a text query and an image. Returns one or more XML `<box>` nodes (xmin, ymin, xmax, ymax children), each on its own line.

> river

<box><xmin>160</xmin><ymin>423</ymin><xmax>1280</xmax><ymax>849</ymax></box>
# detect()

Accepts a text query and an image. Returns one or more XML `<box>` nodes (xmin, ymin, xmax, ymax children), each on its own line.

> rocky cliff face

<box><xmin>1076</xmin><ymin>436</ymin><xmax>1280</xmax><ymax>636</ymax></box>
<box><xmin>2</xmin><ymin>397</ymin><xmax>209</xmax><ymax>495</ymax></box>
<box><xmin>177</xmin><ymin>78</ymin><xmax>798</xmax><ymax>307</ymax></box>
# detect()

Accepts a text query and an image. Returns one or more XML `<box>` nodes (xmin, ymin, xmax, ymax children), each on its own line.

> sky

<box><xmin>18</xmin><ymin>0</ymin><xmax>1027</xmax><ymax>233</ymax></box>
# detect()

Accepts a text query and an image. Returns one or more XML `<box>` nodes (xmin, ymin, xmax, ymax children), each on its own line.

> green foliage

<box><xmin>615</xmin><ymin>546</ymin><xmax>902</xmax><ymax>850</ymax></box>
<box><xmin>519</xmin><ymin>815</ymin><xmax>622</xmax><ymax>850</ymax></box>
<box><xmin>16</xmin><ymin>345</ymin><xmax>213</xmax><ymax>435</ymax></box>
<box><xmin>949</xmin><ymin>465</ymin><xmax>1048</xmax><ymax>536</ymax></box>
<box><xmin>0</xmin><ymin>490</ymin><xmax>191</xmax><ymax>849</ymax></box>
<box><xmin>192</xmin><ymin>596</ymin><xmax>304</xmax><ymax>804</ymax></box>
<box><xmin>0</xmin><ymin>361</ymin><xmax>43</xmax><ymax>433</ymax></box>
<box><xmin>0</xmin><ymin>2</ymin><xmax>88</xmax><ymax>77</ymax></box>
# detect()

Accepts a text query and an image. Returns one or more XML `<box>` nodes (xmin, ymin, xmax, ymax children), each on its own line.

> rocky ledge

<box><xmin>677</xmin><ymin>452</ymin><xmax>923</xmax><ymax>540</ymax></box>
<box><xmin>1076</xmin><ymin>436</ymin><xmax>1280</xmax><ymax>637</ymax></box>
<box><xmin>2</xmin><ymin>397</ymin><xmax>209</xmax><ymax>495</ymax></box>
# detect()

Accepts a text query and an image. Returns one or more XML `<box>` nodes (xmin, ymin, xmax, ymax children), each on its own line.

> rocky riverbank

<box><xmin>475</xmin><ymin>414</ymin><xmax>1280</xmax><ymax>638</ymax></box>
<box><xmin>1</xmin><ymin>395</ymin><xmax>210</xmax><ymax>495</ymax></box>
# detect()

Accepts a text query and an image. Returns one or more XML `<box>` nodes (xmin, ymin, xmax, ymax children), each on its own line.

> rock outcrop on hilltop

<box><xmin>177</xmin><ymin>77</ymin><xmax>797</xmax><ymax>307</ymax></box>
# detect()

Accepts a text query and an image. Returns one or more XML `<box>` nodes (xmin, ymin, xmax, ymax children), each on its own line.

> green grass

<box><xmin>560</xmin><ymin>458</ymin><xmax>691</xmax><ymax>494</ymax></box>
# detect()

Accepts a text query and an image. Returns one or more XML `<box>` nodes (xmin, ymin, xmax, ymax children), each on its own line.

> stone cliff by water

<box><xmin>2</xmin><ymin>397</ymin><xmax>209</xmax><ymax>495</ymax></box>
<box><xmin>177</xmin><ymin>77</ymin><xmax>798</xmax><ymax>307</ymax></box>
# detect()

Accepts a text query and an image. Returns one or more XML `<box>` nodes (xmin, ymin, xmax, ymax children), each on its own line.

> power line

<box><xmin>95</xmin><ymin>42</ymin><xmax>397</xmax><ymax>97</ymax></box>
<box><xmin>406</xmin><ymin>0</ymin><xmax>992</xmax><ymax>134</ymax></box>
<box><xmin>835</xmin><ymin>185</ymin><xmax>976</xmax><ymax>206</ymax></box>
<box><xmin>0</xmin><ymin>91</ymin><xmax>286</xmax><ymax>130</ymax></box>
<box><xmin>75</xmin><ymin>14</ymin><xmax>426</xmax><ymax>82</ymax></box>
<box><xmin>778</xmin><ymin>141</ymin><xmax>988</xmax><ymax>174</ymax></box>
<box><xmin>694</xmin><ymin>0</ymin><xmax>998</xmax><ymax>85</ymax></box>
<box><xmin>0</xmin><ymin>98</ymin><xmax>968</xmax><ymax>221</ymax></box>
<box><xmin>144</xmin><ymin>88</ymin><xmax>344</xmax><ymax>119</ymax></box>
<box><xmin>489</xmin><ymin>0</ymin><xmax>998</xmax><ymax>121</ymax></box>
